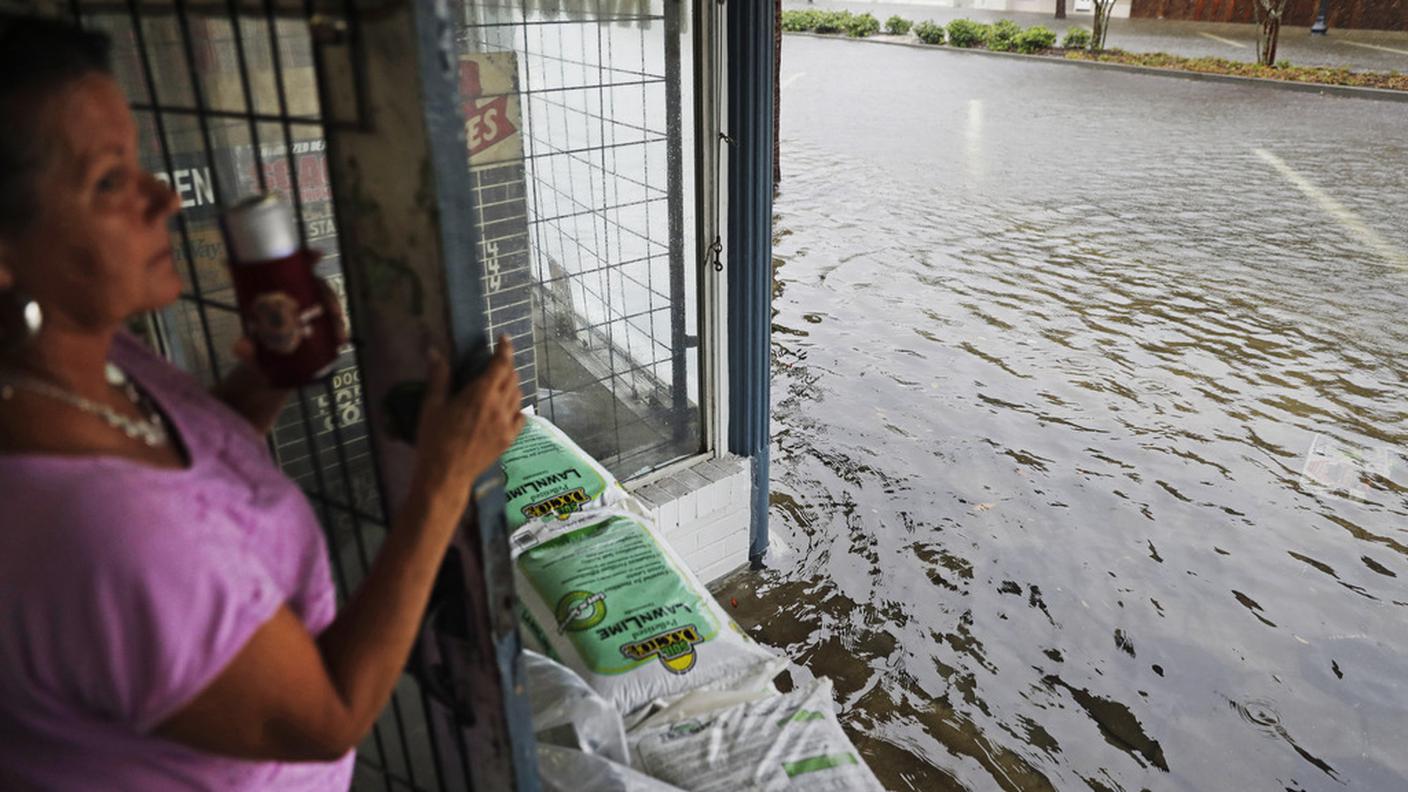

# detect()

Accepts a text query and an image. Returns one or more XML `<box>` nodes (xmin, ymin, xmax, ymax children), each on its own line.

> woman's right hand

<box><xmin>411</xmin><ymin>336</ymin><xmax>525</xmax><ymax>518</ymax></box>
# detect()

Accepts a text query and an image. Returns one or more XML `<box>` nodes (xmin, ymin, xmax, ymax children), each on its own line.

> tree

<box><xmin>1055</xmin><ymin>0</ymin><xmax>1067</xmax><ymax>20</ymax></box>
<box><xmin>1251</xmin><ymin>0</ymin><xmax>1289</xmax><ymax>65</ymax></box>
<box><xmin>1090</xmin><ymin>0</ymin><xmax>1117</xmax><ymax>50</ymax></box>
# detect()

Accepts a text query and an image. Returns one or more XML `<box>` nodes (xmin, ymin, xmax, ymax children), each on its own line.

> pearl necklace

<box><xmin>0</xmin><ymin>363</ymin><xmax>169</xmax><ymax>448</ymax></box>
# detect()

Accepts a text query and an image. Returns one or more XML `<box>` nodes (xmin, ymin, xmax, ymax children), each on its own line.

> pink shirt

<box><xmin>0</xmin><ymin>332</ymin><xmax>355</xmax><ymax>789</ymax></box>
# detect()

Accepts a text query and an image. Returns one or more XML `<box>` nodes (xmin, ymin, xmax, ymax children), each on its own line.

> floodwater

<box><xmin>721</xmin><ymin>36</ymin><xmax>1408</xmax><ymax>791</ymax></box>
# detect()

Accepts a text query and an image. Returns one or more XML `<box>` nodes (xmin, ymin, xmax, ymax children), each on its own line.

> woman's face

<box><xmin>0</xmin><ymin>73</ymin><xmax>181</xmax><ymax>335</ymax></box>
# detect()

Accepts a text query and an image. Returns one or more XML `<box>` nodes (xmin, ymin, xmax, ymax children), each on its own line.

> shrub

<box><xmin>1063</xmin><ymin>48</ymin><xmax>1408</xmax><ymax>90</ymax></box>
<box><xmin>813</xmin><ymin>10</ymin><xmax>852</xmax><ymax>34</ymax></box>
<box><xmin>945</xmin><ymin>18</ymin><xmax>988</xmax><ymax>48</ymax></box>
<box><xmin>843</xmin><ymin>12</ymin><xmax>881</xmax><ymax>37</ymax></box>
<box><xmin>1061</xmin><ymin>26</ymin><xmax>1092</xmax><ymax>49</ymax></box>
<box><xmin>1275</xmin><ymin>58</ymin><xmax>1292</xmax><ymax>68</ymax></box>
<box><xmin>914</xmin><ymin>20</ymin><xmax>945</xmax><ymax>44</ymax></box>
<box><xmin>885</xmin><ymin>15</ymin><xmax>913</xmax><ymax>35</ymax></box>
<box><xmin>780</xmin><ymin>10</ymin><xmax>822</xmax><ymax>32</ymax></box>
<box><xmin>985</xmin><ymin>19</ymin><xmax>1023</xmax><ymax>52</ymax></box>
<box><xmin>1015</xmin><ymin>25</ymin><xmax>1057</xmax><ymax>53</ymax></box>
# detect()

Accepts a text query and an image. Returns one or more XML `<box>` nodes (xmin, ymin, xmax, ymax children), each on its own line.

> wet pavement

<box><xmin>786</xmin><ymin>0</ymin><xmax>1408</xmax><ymax>73</ymax></box>
<box><xmin>717</xmin><ymin>35</ymin><xmax>1408</xmax><ymax>792</ymax></box>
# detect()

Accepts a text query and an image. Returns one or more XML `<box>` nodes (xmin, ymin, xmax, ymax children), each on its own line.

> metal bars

<box><xmin>458</xmin><ymin>0</ymin><xmax>701</xmax><ymax>480</ymax></box>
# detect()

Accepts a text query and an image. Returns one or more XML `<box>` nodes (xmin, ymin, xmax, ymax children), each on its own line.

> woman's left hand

<box><xmin>316</xmin><ymin>277</ymin><xmax>350</xmax><ymax>351</ymax></box>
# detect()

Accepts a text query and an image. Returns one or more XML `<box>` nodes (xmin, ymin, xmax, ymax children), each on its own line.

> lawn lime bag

<box><xmin>511</xmin><ymin>506</ymin><xmax>777</xmax><ymax>716</ymax></box>
<box><xmin>502</xmin><ymin>414</ymin><xmax>626</xmax><ymax>532</ymax></box>
<box><xmin>627</xmin><ymin>679</ymin><xmax>884</xmax><ymax>792</ymax></box>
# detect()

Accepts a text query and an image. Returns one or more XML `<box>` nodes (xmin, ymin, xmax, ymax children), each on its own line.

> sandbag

<box><xmin>523</xmin><ymin>649</ymin><xmax>629</xmax><ymax>764</ymax></box>
<box><xmin>511</xmin><ymin>506</ymin><xmax>777</xmax><ymax>717</ymax></box>
<box><xmin>520</xmin><ymin>606</ymin><xmax>558</xmax><ymax>662</ymax></box>
<box><xmin>628</xmin><ymin>679</ymin><xmax>885</xmax><ymax>792</ymax></box>
<box><xmin>502</xmin><ymin>414</ymin><xmax>626</xmax><ymax>532</ymax></box>
<box><xmin>624</xmin><ymin>656</ymin><xmax>790</xmax><ymax>733</ymax></box>
<box><xmin>538</xmin><ymin>744</ymin><xmax>687</xmax><ymax>792</ymax></box>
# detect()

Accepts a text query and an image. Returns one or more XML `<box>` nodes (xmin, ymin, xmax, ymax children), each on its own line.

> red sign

<box><xmin>459</xmin><ymin>59</ymin><xmax>518</xmax><ymax>159</ymax></box>
<box><xmin>466</xmin><ymin>95</ymin><xmax>517</xmax><ymax>158</ymax></box>
<box><xmin>460</xmin><ymin>60</ymin><xmax>483</xmax><ymax>101</ymax></box>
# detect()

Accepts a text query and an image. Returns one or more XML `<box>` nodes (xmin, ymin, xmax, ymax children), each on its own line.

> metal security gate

<box><xmin>55</xmin><ymin>0</ymin><xmax>703</xmax><ymax>788</ymax></box>
<box><xmin>458</xmin><ymin>1</ymin><xmax>702</xmax><ymax>480</ymax></box>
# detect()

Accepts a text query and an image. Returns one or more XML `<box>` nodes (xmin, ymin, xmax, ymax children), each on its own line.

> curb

<box><xmin>786</xmin><ymin>31</ymin><xmax>1408</xmax><ymax>104</ymax></box>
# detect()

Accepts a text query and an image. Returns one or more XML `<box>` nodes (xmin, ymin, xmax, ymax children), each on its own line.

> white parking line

<box><xmin>781</xmin><ymin>72</ymin><xmax>807</xmax><ymax>91</ymax></box>
<box><xmin>966</xmin><ymin>98</ymin><xmax>985</xmax><ymax>183</ymax></box>
<box><xmin>1199</xmin><ymin>32</ymin><xmax>1248</xmax><ymax>49</ymax></box>
<box><xmin>1341</xmin><ymin>40</ymin><xmax>1408</xmax><ymax>56</ymax></box>
<box><xmin>1253</xmin><ymin>148</ymin><xmax>1408</xmax><ymax>270</ymax></box>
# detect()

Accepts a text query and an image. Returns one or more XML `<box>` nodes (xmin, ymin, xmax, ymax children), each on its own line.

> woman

<box><xmin>0</xmin><ymin>16</ymin><xmax>525</xmax><ymax>789</ymax></box>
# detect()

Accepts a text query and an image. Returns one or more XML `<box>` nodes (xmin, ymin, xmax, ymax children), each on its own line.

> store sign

<box><xmin>228</xmin><ymin>140</ymin><xmax>333</xmax><ymax>206</ymax></box>
<box><xmin>154</xmin><ymin>167</ymin><xmax>218</xmax><ymax>209</ymax></box>
<box><xmin>468</xmin><ymin>95</ymin><xmax>516</xmax><ymax>156</ymax></box>
<box><xmin>459</xmin><ymin>51</ymin><xmax>537</xmax><ymax>404</ymax></box>
<box><xmin>459</xmin><ymin>54</ymin><xmax>526</xmax><ymax>167</ymax></box>
<box><xmin>147</xmin><ymin>140</ymin><xmax>332</xmax><ymax>216</ymax></box>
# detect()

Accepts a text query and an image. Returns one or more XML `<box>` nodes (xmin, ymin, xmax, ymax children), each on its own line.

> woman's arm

<box><xmin>157</xmin><ymin>339</ymin><xmax>525</xmax><ymax>760</ymax></box>
<box><xmin>209</xmin><ymin>348</ymin><xmax>292</xmax><ymax>436</ymax></box>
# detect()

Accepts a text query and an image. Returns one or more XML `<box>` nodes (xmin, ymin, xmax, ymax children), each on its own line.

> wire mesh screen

<box><xmin>458</xmin><ymin>0</ymin><xmax>702</xmax><ymax>480</ymax></box>
<box><xmin>70</xmin><ymin>2</ymin><xmax>459</xmax><ymax>788</ymax></box>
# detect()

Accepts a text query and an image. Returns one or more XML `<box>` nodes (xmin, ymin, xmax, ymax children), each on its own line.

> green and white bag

<box><xmin>502</xmin><ymin>415</ymin><xmax>626</xmax><ymax>532</ymax></box>
<box><xmin>628</xmin><ymin>679</ymin><xmax>884</xmax><ymax>792</ymax></box>
<box><xmin>511</xmin><ymin>506</ymin><xmax>777</xmax><ymax>716</ymax></box>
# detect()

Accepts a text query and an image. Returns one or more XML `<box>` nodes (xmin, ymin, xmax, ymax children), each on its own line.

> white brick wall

<box><xmin>630</xmin><ymin>456</ymin><xmax>752</xmax><ymax>584</ymax></box>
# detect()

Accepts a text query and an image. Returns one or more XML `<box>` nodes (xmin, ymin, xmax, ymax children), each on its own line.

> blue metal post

<box><xmin>727</xmin><ymin>0</ymin><xmax>777</xmax><ymax>569</ymax></box>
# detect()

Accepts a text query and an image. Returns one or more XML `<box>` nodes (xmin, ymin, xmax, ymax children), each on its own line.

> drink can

<box><xmin>222</xmin><ymin>194</ymin><xmax>339</xmax><ymax>388</ymax></box>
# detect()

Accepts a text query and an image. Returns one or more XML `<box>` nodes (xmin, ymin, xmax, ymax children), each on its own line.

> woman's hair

<box><xmin>0</xmin><ymin>15</ymin><xmax>113</xmax><ymax>237</ymax></box>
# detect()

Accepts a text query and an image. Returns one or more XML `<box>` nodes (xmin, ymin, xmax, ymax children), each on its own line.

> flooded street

<box><xmin>725</xmin><ymin>36</ymin><xmax>1408</xmax><ymax>791</ymax></box>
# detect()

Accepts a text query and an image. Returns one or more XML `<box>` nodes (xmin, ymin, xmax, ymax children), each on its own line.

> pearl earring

<box><xmin>0</xmin><ymin>289</ymin><xmax>42</xmax><ymax>351</ymax></box>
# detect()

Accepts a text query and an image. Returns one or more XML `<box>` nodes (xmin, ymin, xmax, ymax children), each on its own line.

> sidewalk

<box><xmin>785</xmin><ymin>0</ymin><xmax>1408</xmax><ymax>72</ymax></box>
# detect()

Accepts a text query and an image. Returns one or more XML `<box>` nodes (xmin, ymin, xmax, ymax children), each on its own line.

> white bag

<box><xmin>511</xmin><ymin>505</ymin><xmax>777</xmax><ymax>717</ymax></box>
<box><xmin>628</xmin><ymin>679</ymin><xmax>885</xmax><ymax>792</ymax></box>
<box><xmin>538</xmin><ymin>744</ymin><xmax>687</xmax><ymax>792</ymax></box>
<box><xmin>523</xmin><ymin>649</ymin><xmax>628</xmax><ymax>764</ymax></box>
<box><xmin>502</xmin><ymin>415</ymin><xmax>627</xmax><ymax>532</ymax></box>
<box><xmin>625</xmin><ymin>656</ymin><xmax>790</xmax><ymax>733</ymax></box>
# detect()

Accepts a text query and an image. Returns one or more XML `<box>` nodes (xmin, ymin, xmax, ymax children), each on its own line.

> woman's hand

<box><xmin>410</xmin><ymin>336</ymin><xmax>525</xmax><ymax>518</ymax></box>
<box><xmin>316</xmin><ymin>276</ymin><xmax>351</xmax><ymax>351</ymax></box>
<box><xmin>215</xmin><ymin>340</ymin><xmax>291</xmax><ymax>436</ymax></box>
